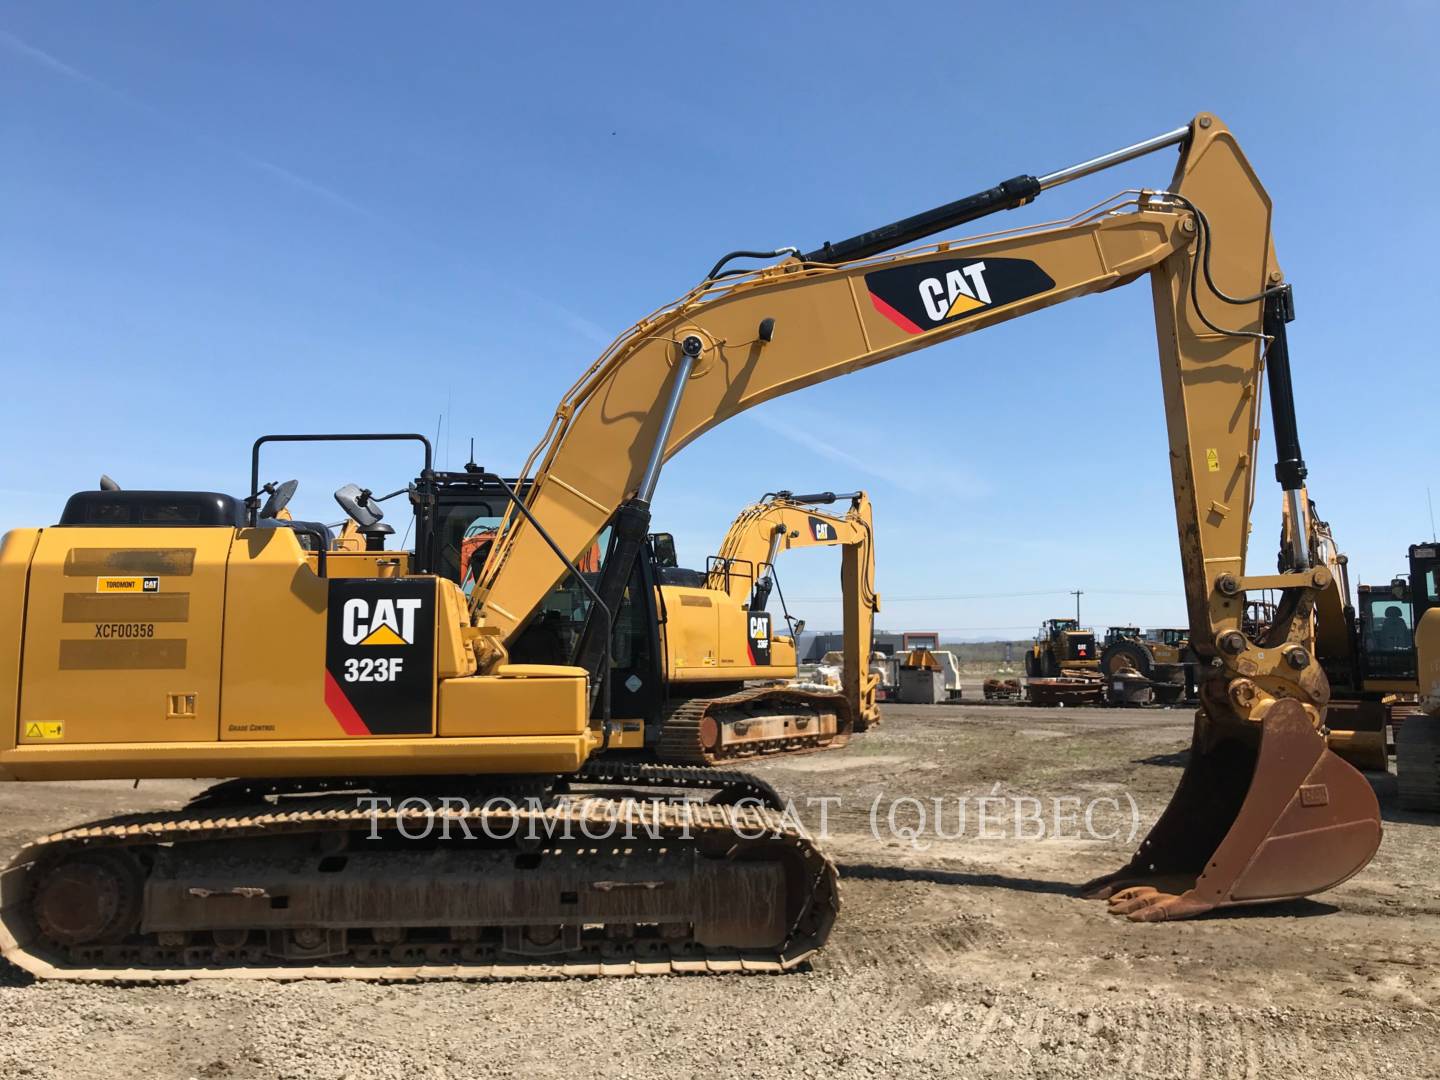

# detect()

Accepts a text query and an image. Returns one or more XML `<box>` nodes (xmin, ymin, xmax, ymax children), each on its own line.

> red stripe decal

<box><xmin>324</xmin><ymin>669</ymin><xmax>371</xmax><ymax>736</ymax></box>
<box><xmin>868</xmin><ymin>291</ymin><xmax>925</xmax><ymax>334</ymax></box>
<box><xmin>746</xmin><ymin>640</ymin><xmax>757</xmax><ymax>665</ymax></box>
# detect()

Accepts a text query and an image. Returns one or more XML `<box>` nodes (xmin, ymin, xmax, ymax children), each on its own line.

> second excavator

<box><xmin>507</xmin><ymin>487</ymin><xmax>880</xmax><ymax>763</ymax></box>
<box><xmin>0</xmin><ymin>111</ymin><xmax>1385</xmax><ymax>979</ymax></box>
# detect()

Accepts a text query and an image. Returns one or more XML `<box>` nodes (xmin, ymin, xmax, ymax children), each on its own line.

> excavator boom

<box><xmin>472</xmin><ymin>112</ymin><xmax>1380</xmax><ymax>920</ymax></box>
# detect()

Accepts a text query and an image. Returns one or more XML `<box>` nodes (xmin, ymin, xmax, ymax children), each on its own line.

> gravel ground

<box><xmin>0</xmin><ymin>702</ymin><xmax>1435</xmax><ymax>1080</ymax></box>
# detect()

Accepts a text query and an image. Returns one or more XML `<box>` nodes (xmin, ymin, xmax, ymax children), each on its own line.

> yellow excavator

<box><xmin>0</xmin><ymin>112</ymin><xmax>1385</xmax><ymax>980</ymax></box>
<box><xmin>1300</xmin><ymin>506</ymin><xmax>1440</xmax><ymax>796</ymax></box>
<box><xmin>502</xmin><ymin>486</ymin><xmax>879</xmax><ymax>762</ymax></box>
<box><xmin>697</xmin><ymin>489</ymin><xmax>881</xmax><ymax>732</ymax></box>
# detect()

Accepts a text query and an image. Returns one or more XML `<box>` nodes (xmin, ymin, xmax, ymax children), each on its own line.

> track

<box><xmin>0</xmin><ymin>792</ymin><xmax>838</xmax><ymax>982</ymax></box>
<box><xmin>656</xmin><ymin>685</ymin><xmax>854</xmax><ymax>765</ymax></box>
<box><xmin>573</xmin><ymin>759</ymin><xmax>786</xmax><ymax>809</ymax></box>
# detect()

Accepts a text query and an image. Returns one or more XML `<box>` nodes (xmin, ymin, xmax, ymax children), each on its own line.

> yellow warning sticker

<box><xmin>24</xmin><ymin>722</ymin><xmax>63</xmax><ymax>740</ymax></box>
<box><xmin>96</xmin><ymin>576</ymin><xmax>160</xmax><ymax>593</ymax></box>
<box><xmin>1205</xmin><ymin>448</ymin><xmax>1220</xmax><ymax>473</ymax></box>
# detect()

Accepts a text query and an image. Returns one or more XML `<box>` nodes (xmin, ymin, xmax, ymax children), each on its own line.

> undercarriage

<box><xmin>0</xmin><ymin>767</ymin><xmax>838</xmax><ymax>981</ymax></box>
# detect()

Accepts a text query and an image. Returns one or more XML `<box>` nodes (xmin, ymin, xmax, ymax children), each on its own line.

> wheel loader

<box><xmin>0</xmin><ymin>113</ymin><xmax>1385</xmax><ymax>980</ymax></box>
<box><xmin>1023</xmin><ymin>617</ymin><xmax>1099</xmax><ymax>676</ymax></box>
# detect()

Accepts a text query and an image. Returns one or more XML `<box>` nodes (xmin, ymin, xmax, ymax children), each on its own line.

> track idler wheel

<box><xmin>1080</xmin><ymin>699</ymin><xmax>1382</xmax><ymax>921</ymax></box>
<box><xmin>30</xmin><ymin>849</ymin><xmax>144</xmax><ymax>946</ymax></box>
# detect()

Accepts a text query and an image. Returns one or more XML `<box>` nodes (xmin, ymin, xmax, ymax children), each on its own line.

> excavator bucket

<box><xmin>1081</xmin><ymin>699</ymin><xmax>1381</xmax><ymax>920</ymax></box>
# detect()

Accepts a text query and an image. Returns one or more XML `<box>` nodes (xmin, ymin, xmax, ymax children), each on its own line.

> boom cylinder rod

<box><xmin>636</xmin><ymin>335</ymin><xmax>702</xmax><ymax>504</ymax></box>
<box><xmin>800</xmin><ymin>122</ymin><xmax>1192</xmax><ymax>265</ymax></box>
<box><xmin>1036</xmin><ymin>125</ymin><xmax>1192</xmax><ymax>190</ymax></box>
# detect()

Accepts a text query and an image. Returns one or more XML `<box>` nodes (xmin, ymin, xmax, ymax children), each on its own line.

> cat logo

<box><xmin>325</xmin><ymin>579</ymin><xmax>436</xmax><ymax>737</ymax></box>
<box><xmin>811</xmin><ymin>519</ymin><xmax>836</xmax><ymax>541</ymax></box>
<box><xmin>746</xmin><ymin>611</ymin><xmax>773</xmax><ymax>666</ymax></box>
<box><xmin>864</xmin><ymin>256</ymin><xmax>1055</xmax><ymax>335</ymax></box>
<box><xmin>342</xmin><ymin>597</ymin><xmax>424</xmax><ymax>646</ymax></box>
<box><xmin>919</xmin><ymin>262</ymin><xmax>993</xmax><ymax>321</ymax></box>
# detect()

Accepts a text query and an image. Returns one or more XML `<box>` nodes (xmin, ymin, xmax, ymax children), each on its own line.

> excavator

<box><xmin>685</xmin><ymin>488</ymin><xmax>881</xmax><ymax>742</ymax></box>
<box><xmin>497</xmin><ymin>485</ymin><xmax>880</xmax><ymax>762</ymax></box>
<box><xmin>1297</xmin><ymin>506</ymin><xmax>1440</xmax><ymax>796</ymax></box>
<box><xmin>0</xmin><ymin>112</ymin><xmax>1384</xmax><ymax>979</ymax></box>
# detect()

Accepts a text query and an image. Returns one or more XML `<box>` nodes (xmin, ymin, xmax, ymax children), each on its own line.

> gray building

<box><xmin>800</xmin><ymin>631</ymin><xmax>905</xmax><ymax>663</ymax></box>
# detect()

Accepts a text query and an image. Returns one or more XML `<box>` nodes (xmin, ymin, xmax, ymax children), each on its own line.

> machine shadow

<box><xmin>837</xmin><ymin>861</ymin><xmax>1074</xmax><ymax>896</ymax></box>
<box><xmin>0</xmin><ymin>959</ymin><xmax>35</xmax><ymax>987</ymax></box>
<box><xmin>837</xmin><ymin>862</ymin><xmax>1343</xmax><ymax>919</ymax></box>
<box><xmin>1134</xmin><ymin>749</ymin><xmax>1190</xmax><ymax>767</ymax></box>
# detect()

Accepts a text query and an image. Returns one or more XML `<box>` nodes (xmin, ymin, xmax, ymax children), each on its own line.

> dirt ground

<box><xmin>0</xmin><ymin>700</ymin><xmax>1435</xmax><ymax>1080</ymax></box>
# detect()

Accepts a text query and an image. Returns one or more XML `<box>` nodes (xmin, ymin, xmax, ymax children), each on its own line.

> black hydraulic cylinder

<box><xmin>571</xmin><ymin>498</ymin><xmax>652</xmax><ymax>708</ymax></box>
<box><xmin>1263</xmin><ymin>287</ymin><xmax>1307</xmax><ymax>491</ymax></box>
<box><xmin>800</xmin><ymin>175</ymin><xmax>1041</xmax><ymax>264</ymax></box>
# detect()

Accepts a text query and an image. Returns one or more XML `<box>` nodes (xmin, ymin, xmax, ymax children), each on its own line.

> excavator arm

<box><xmin>471</xmin><ymin>112</ymin><xmax>1379</xmax><ymax>920</ymax></box>
<box><xmin>475</xmin><ymin>116</ymin><xmax>1264</xmax><ymax>661</ymax></box>
<box><xmin>709</xmin><ymin>491</ymin><xmax>881</xmax><ymax>729</ymax></box>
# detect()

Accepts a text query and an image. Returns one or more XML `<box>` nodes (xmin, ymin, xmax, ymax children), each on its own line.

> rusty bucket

<box><xmin>1082</xmin><ymin>699</ymin><xmax>1382</xmax><ymax>920</ymax></box>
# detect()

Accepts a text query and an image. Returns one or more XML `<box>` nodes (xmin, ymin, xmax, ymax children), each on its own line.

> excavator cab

<box><xmin>1357</xmin><ymin>580</ymin><xmax>1417</xmax><ymax>681</ymax></box>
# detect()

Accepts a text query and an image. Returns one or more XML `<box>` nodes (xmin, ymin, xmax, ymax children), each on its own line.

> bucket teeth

<box><xmin>1080</xmin><ymin>699</ymin><xmax>1382</xmax><ymax>921</ymax></box>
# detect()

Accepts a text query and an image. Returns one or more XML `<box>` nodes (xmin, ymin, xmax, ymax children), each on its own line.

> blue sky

<box><xmin>2</xmin><ymin>3</ymin><xmax>1435</xmax><ymax>639</ymax></box>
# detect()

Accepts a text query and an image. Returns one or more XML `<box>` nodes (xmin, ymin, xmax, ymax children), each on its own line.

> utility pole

<box><xmin>1070</xmin><ymin>589</ymin><xmax>1083</xmax><ymax>623</ymax></box>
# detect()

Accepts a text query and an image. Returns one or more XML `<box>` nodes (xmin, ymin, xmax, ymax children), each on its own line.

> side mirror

<box><xmin>650</xmin><ymin>532</ymin><xmax>678</xmax><ymax>568</ymax></box>
<box><xmin>260</xmin><ymin>478</ymin><xmax>299</xmax><ymax>519</ymax></box>
<box><xmin>335</xmin><ymin>483</ymin><xmax>384</xmax><ymax>529</ymax></box>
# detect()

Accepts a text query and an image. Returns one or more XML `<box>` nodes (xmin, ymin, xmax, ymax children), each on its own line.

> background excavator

<box><xmin>0</xmin><ymin>112</ymin><xmax>1386</xmax><ymax>979</ymax></box>
<box><xmin>1297</xmin><ymin>505</ymin><xmax>1440</xmax><ymax>799</ymax></box>
<box><xmin>504</xmin><ymin>487</ymin><xmax>880</xmax><ymax>763</ymax></box>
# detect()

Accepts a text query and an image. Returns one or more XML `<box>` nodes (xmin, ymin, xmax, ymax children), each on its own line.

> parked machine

<box><xmin>1307</xmin><ymin>522</ymin><xmax>1440</xmax><ymax>803</ymax></box>
<box><xmin>1098</xmin><ymin>626</ymin><xmax>1197</xmax><ymax>704</ymax></box>
<box><xmin>672</xmin><ymin>488</ymin><xmax>882</xmax><ymax>755</ymax></box>
<box><xmin>0</xmin><ymin>113</ymin><xmax>1387</xmax><ymax>980</ymax></box>
<box><xmin>894</xmin><ymin>632</ymin><xmax>963</xmax><ymax>703</ymax></box>
<box><xmin>1023</xmin><ymin>618</ymin><xmax>1099</xmax><ymax>677</ymax></box>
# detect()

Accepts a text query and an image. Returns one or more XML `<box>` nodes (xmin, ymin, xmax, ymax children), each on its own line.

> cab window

<box><xmin>1364</xmin><ymin>597</ymin><xmax>1414</xmax><ymax>654</ymax></box>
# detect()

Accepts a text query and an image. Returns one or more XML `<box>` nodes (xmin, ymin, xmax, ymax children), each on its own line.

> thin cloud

<box><xmin>510</xmin><ymin>286</ymin><xmax>616</xmax><ymax>347</ymax></box>
<box><xmin>0</xmin><ymin>27</ymin><xmax>395</xmax><ymax>229</ymax></box>
<box><xmin>747</xmin><ymin>409</ymin><xmax>990</xmax><ymax>499</ymax></box>
<box><xmin>0</xmin><ymin>27</ymin><xmax>674</xmax><ymax>350</ymax></box>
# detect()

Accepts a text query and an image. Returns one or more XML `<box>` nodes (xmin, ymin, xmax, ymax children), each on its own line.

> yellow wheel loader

<box><xmin>0</xmin><ymin>113</ymin><xmax>1384</xmax><ymax>980</ymax></box>
<box><xmin>1024</xmin><ymin>618</ymin><xmax>1099</xmax><ymax>677</ymax></box>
